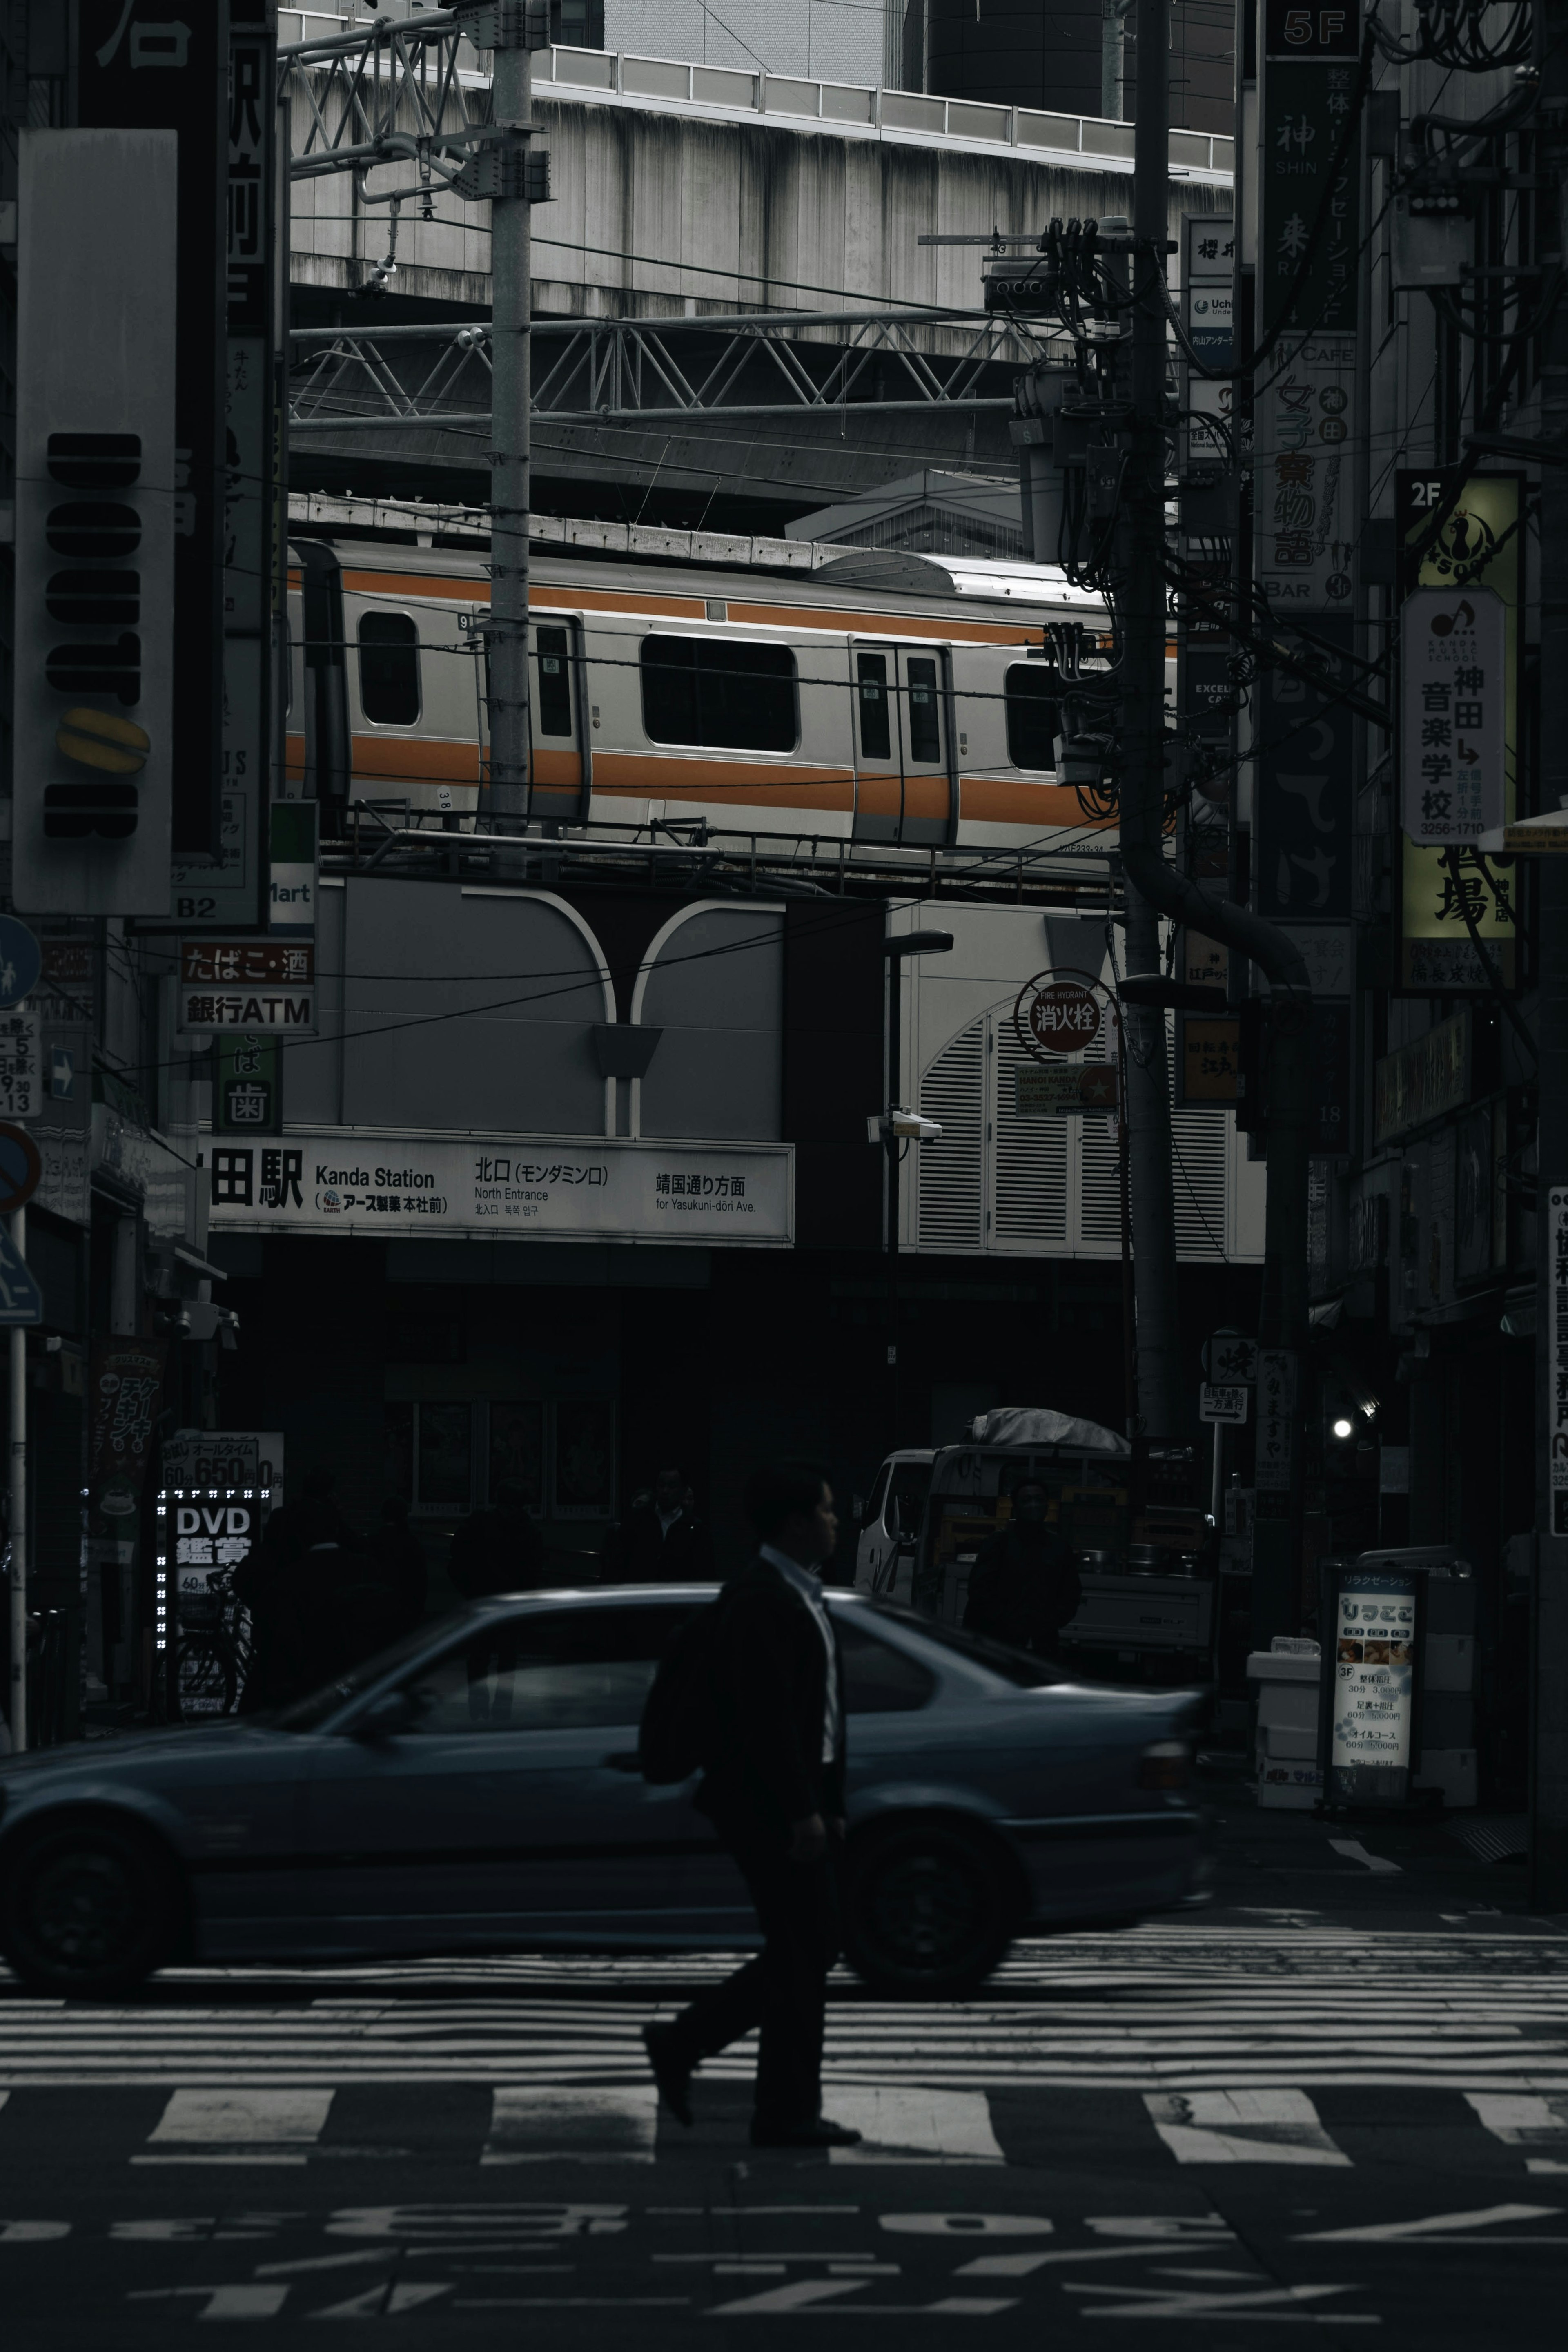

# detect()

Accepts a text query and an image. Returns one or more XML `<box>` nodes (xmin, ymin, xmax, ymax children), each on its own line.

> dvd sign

<box><xmin>1015</xmin><ymin>974</ymin><xmax>1103</xmax><ymax>1060</ymax></box>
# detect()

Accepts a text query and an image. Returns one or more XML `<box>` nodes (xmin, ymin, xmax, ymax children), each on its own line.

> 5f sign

<box><xmin>12</xmin><ymin>130</ymin><xmax>177</xmax><ymax>914</ymax></box>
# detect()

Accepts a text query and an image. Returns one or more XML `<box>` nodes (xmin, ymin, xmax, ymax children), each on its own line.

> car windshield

<box><xmin>268</xmin><ymin>1620</ymin><xmax>454</xmax><ymax>1732</ymax></box>
<box><xmin>857</xmin><ymin>1598</ymin><xmax>1068</xmax><ymax>1688</ymax></box>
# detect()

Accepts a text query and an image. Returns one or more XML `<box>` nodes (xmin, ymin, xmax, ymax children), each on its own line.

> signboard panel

<box><xmin>208</xmin><ymin>1130</ymin><xmax>795</xmax><ymax>1246</ymax></box>
<box><xmin>1180</xmin><ymin>1015</ymin><xmax>1241</xmax><ymax>1106</ymax></box>
<box><xmin>1327</xmin><ymin>1566</ymin><xmax>1417</xmax><ymax>1801</ymax></box>
<box><xmin>1373</xmin><ymin>1009</ymin><xmax>1470</xmax><ymax>1147</ymax></box>
<box><xmin>1254</xmin><ymin>334</ymin><xmax>1358</xmax><ymax>612</ymax></box>
<box><xmin>1013</xmin><ymin>1065</ymin><xmax>1119</xmax><ymax>1116</ymax></box>
<box><xmin>12</xmin><ymin>130</ymin><xmax>177</xmax><ymax>914</ymax></box>
<box><xmin>1255</xmin><ymin>616</ymin><xmax>1355</xmax><ymax>921</ymax></box>
<box><xmin>0</xmin><ymin>1008</ymin><xmax>41</xmax><ymax>1122</ymax></box>
<box><xmin>1255</xmin><ymin>1348</ymin><xmax>1299</xmax><ymax>1492</ymax></box>
<box><xmin>170</xmin><ymin>789</ymin><xmax>259</xmax><ymax>930</ymax></box>
<box><xmin>84</xmin><ymin>1337</ymin><xmax>167</xmax><ymax>1566</ymax></box>
<box><xmin>215</xmin><ymin>1035</ymin><xmax>281</xmax><ymax>1135</ymax></box>
<box><xmin>1200</xmin><ymin>1384</ymin><xmax>1249</xmax><ymax>1425</ymax></box>
<box><xmin>1397</xmin><ymin>471</ymin><xmax>1520</xmax><ymax>987</ymax></box>
<box><xmin>1401</xmin><ymin>588</ymin><xmax>1507</xmax><ymax>845</ymax></box>
<box><xmin>80</xmin><ymin>0</ymin><xmax>227</xmax><ymax>861</ymax></box>
<box><xmin>178</xmin><ymin>938</ymin><xmax>315</xmax><ymax>1035</ymax></box>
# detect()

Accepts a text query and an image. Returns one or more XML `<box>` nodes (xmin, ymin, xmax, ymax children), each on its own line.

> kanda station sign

<box><xmin>1013</xmin><ymin>971</ymin><xmax>1107</xmax><ymax>1061</ymax></box>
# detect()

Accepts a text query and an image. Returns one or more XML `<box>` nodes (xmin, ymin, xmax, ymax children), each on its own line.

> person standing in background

<box><xmin>602</xmin><ymin>1466</ymin><xmax>714</xmax><ymax>1582</ymax></box>
<box><xmin>962</xmin><ymin>1478</ymin><xmax>1081</xmax><ymax>1654</ymax></box>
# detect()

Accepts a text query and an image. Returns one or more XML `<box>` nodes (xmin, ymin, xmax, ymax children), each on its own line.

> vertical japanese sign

<box><xmin>33</xmin><ymin>941</ymin><xmax>94</xmax><ymax>1224</ymax></box>
<box><xmin>1254</xmin><ymin>335</ymin><xmax>1357</xmax><ymax>611</ymax></box>
<box><xmin>1255</xmin><ymin>1348</ymin><xmax>1299</xmax><ymax>1492</ymax></box>
<box><xmin>1397</xmin><ymin>471</ymin><xmax>1521</xmax><ymax>986</ymax></box>
<box><xmin>78</xmin><ymin>0</ymin><xmax>228</xmax><ymax>861</ymax></box>
<box><xmin>1183</xmin><ymin>213</ymin><xmax>1234</xmax><ymax>471</ymax></box>
<box><xmin>1259</xmin><ymin>2</ymin><xmax>1360</xmax><ymax>345</ymax></box>
<box><xmin>216</xmin><ymin>1035</ymin><xmax>281</xmax><ymax>1135</ymax></box>
<box><xmin>1401</xmin><ymin>590</ymin><xmax>1507</xmax><ymax>845</ymax></box>
<box><xmin>84</xmin><ymin>1338</ymin><xmax>168</xmax><ymax>1573</ymax></box>
<box><xmin>1551</xmin><ymin>1188</ymin><xmax>1568</xmax><ymax>1536</ymax></box>
<box><xmin>1255</xmin><ymin>618</ymin><xmax>1355</xmax><ymax>919</ymax></box>
<box><xmin>223</xmin><ymin>0</ymin><xmax>277</xmax><ymax>929</ymax></box>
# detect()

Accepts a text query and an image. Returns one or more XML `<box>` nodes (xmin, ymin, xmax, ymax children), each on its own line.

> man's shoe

<box><xmin>749</xmin><ymin>2117</ymin><xmax>864</xmax><ymax>2149</ymax></box>
<box><xmin>642</xmin><ymin>2022</ymin><xmax>694</xmax><ymax>2127</ymax></box>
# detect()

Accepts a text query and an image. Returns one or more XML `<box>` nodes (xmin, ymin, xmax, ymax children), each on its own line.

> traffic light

<box><xmin>11</xmin><ymin>129</ymin><xmax>177</xmax><ymax>914</ymax></box>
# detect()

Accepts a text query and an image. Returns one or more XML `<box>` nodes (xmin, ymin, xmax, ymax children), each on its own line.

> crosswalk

<box><xmin>0</xmin><ymin>2077</ymin><xmax>1566</xmax><ymax>2170</ymax></box>
<box><xmin>0</xmin><ymin>1930</ymin><xmax>1564</xmax><ymax>2172</ymax></box>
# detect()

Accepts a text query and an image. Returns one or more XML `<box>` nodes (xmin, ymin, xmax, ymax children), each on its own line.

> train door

<box><xmin>851</xmin><ymin>640</ymin><xmax>956</xmax><ymax>846</ymax></box>
<box><xmin>528</xmin><ymin>616</ymin><xmax>590</xmax><ymax>824</ymax></box>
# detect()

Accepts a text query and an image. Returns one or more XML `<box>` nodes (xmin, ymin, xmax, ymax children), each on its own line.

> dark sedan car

<box><xmin>0</xmin><ymin>1587</ymin><xmax>1208</xmax><ymax>2000</ymax></box>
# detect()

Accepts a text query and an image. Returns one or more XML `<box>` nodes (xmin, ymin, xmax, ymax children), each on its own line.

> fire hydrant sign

<box><xmin>1014</xmin><ymin>972</ymin><xmax>1103</xmax><ymax>1059</ymax></box>
<box><xmin>1328</xmin><ymin>1567</ymin><xmax>1417</xmax><ymax>1799</ymax></box>
<box><xmin>177</xmin><ymin>940</ymin><xmax>316</xmax><ymax>1035</ymax></box>
<box><xmin>1401</xmin><ymin>587</ymin><xmax>1507</xmax><ymax>845</ymax></box>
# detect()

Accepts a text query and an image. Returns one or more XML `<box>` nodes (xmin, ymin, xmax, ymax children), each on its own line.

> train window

<box><xmin>358</xmin><ymin>610</ymin><xmax>421</xmax><ymax>726</ymax></box>
<box><xmin>1005</xmin><ymin>664</ymin><xmax>1060</xmax><ymax>769</ymax></box>
<box><xmin>640</xmin><ymin>635</ymin><xmax>797</xmax><ymax>752</ymax></box>
<box><xmin>856</xmin><ymin>652</ymin><xmax>891</xmax><ymax>759</ymax></box>
<box><xmin>536</xmin><ymin>624</ymin><xmax>573</xmax><ymax>738</ymax></box>
<box><xmin>906</xmin><ymin>656</ymin><xmax>942</xmax><ymax>764</ymax></box>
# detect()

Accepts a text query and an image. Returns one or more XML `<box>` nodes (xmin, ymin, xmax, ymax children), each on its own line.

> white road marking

<box><xmin>1145</xmin><ymin>2090</ymin><xmax>1352</xmax><ymax>2167</ymax></box>
<box><xmin>135</xmin><ymin>2088</ymin><xmax>334</xmax><ymax>2166</ymax></box>
<box><xmin>1465</xmin><ymin>2093</ymin><xmax>1568</xmax><ymax>2169</ymax></box>
<box><xmin>1328</xmin><ymin>1841</ymin><xmax>1402</xmax><ymax>1876</ymax></box>
<box><xmin>828</xmin><ymin>2088</ymin><xmax>1004</xmax><ymax>2165</ymax></box>
<box><xmin>1063</xmin><ymin>2278</ymin><xmax>1372</xmax><ymax>2320</ymax></box>
<box><xmin>308</xmin><ymin>2281</ymin><xmax>453</xmax><ymax>2319</ymax></box>
<box><xmin>1295</xmin><ymin>2203</ymin><xmax>1561</xmax><ymax>2243</ymax></box>
<box><xmin>483</xmin><ymin>2084</ymin><xmax>659</xmax><ymax>2164</ymax></box>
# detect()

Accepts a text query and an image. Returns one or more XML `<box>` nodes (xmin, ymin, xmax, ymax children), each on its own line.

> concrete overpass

<box><xmin>282</xmin><ymin>17</ymin><xmax>1232</xmax><ymax>526</ymax></box>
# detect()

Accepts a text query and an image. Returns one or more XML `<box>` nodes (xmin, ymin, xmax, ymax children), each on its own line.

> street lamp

<box><xmin>881</xmin><ymin>930</ymin><xmax>954</xmax><ymax>1447</ymax></box>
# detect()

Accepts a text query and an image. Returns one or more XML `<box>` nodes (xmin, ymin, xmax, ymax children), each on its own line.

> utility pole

<box><xmin>455</xmin><ymin>0</ymin><xmax>548</xmax><ymax>825</ymax></box>
<box><xmin>1116</xmin><ymin>0</ymin><xmax>1183</xmax><ymax>1446</ymax></box>
<box><xmin>1532</xmin><ymin>0</ymin><xmax>1568</xmax><ymax>1912</ymax></box>
<box><xmin>8</xmin><ymin>1207</ymin><xmax>26</xmax><ymax>1755</ymax></box>
<box><xmin>883</xmin><ymin>929</ymin><xmax>953</xmax><ymax>1445</ymax></box>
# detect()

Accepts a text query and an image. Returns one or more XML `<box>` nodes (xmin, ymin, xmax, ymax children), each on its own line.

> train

<box><xmin>284</xmin><ymin>532</ymin><xmax>1132</xmax><ymax>865</ymax></box>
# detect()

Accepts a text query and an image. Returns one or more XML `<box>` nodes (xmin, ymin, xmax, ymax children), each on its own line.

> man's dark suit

<box><xmin>666</xmin><ymin>1553</ymin><xmax>847</xmax><ymax>2131</ymax></box>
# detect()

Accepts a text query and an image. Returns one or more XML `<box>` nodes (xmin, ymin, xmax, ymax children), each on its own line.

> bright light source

<box><xmin>1332</xmin><ymin>1416</ymin><xmax>1354</xmax><ymax>1440</ymax></box>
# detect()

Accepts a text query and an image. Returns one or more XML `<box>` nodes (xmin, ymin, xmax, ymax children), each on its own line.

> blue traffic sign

<box><xmin>0</xmin><ymin>918</ymin><xmax>40</xmax><ymax>1010</ymax></box>
<box><xmin>0</xmin><ymin>1222</ymin><xmax>42</xmax><ymax>1324</ymax></box>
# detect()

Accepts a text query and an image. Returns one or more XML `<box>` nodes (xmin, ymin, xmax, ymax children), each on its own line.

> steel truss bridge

<box><xmin>287</xmin><ymin>308</ymin><xmax>1054</xmax><ymax>433</ymax></box>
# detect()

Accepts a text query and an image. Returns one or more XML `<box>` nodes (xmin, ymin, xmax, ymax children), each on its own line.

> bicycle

<box><xmin>169</xmin><ymin>1566</ymin><xmax>254</xmax><ymax>1722</ymax></box>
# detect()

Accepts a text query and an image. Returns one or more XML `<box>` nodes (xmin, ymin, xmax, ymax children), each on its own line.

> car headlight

<box><xmin>1137</xmin><ymin>1738</ymin><xmax>1193</xmax><ymax>1792</ymax></box>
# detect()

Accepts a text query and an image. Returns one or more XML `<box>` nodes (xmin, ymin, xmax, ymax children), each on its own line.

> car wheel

<box><xmin>1</xmin><ymin>1816</ymin><xmax>179</xmax><ymax>1998</ymax></box>
<box><xmin>842</xmin><ymin>1817</ymin><xmax>1016</xmax><ymax>1999</ymax></box>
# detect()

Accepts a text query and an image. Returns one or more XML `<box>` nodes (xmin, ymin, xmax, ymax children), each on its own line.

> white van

<box><xmin>854</xmin><ymin>1450</ymin><xmax>937</xmax><ymax>1599</ymax></box>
